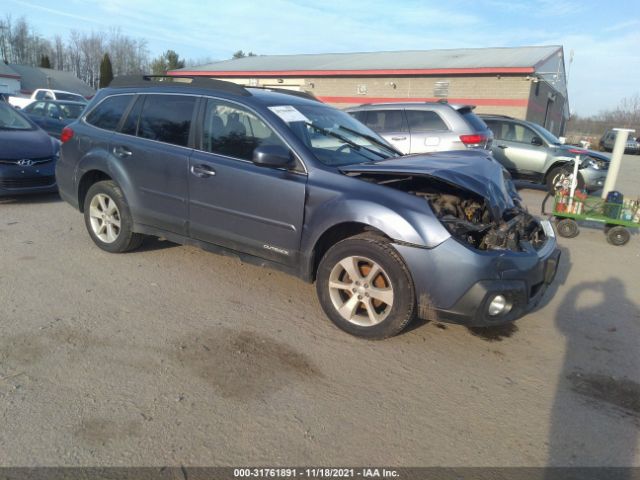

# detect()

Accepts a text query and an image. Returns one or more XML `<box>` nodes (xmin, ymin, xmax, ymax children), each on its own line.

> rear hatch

<box><xmin>456</xmin><ymin>105</ymin><xmax>493</xmax><ymax>149</ymax></box>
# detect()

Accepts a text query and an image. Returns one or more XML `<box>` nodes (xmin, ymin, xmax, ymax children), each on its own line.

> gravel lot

<box><xmin>1</xmin><ymin>155</ymin><xmax>639</xmax><ymax>467</ymax></box>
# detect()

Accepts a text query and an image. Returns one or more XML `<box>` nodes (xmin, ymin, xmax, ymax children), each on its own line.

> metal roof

<box><xmin>0</xmin><ymin>63</ymin><xmax>20</xmax><ymax>78</ymax></box>
<box><xmin>8</xmin><ymin>64</ymin><xmax>95</xmax><ymax>97</ymax></box>
<box><xmin>172</xmin><ymin>46</ymin><xmax>562</xmax><ymax>76</ymax></box>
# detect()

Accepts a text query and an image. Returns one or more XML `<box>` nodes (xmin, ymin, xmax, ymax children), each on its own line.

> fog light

<box><xmin>488</xmin><ymin>295</ymin><xmax>508</xmax><ymax>316</ymax></box>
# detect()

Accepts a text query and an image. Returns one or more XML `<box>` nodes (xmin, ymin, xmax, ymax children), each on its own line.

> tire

<box><xmin>546</xmin><ymin>166</ymin><xmax>584</xmax><ymax>194</ymax></box>
<box><xmin>83</xmin><ymin>180</ymin><xmax>144</xmax><ymax>253</ymax></box>
<box><xmin>606</xmin><ymin>226</ymin><xmax>630</xmax><ymax>246</ymax></box>
<box><xmin>556</xmin><ymin>218</ymin><xmax>579</xmax><ymax>238</ymax></box>
<box><xmin>316</xmin><ymin>233</ymin><xmax>415</xmax><ymax>339</ymax></box>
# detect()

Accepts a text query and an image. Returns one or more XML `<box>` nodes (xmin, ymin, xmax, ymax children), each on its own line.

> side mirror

<box><xmin>531</xmin><ymin>136</ymin><xmax>543</xmax><ymax>146</ymax></box>
<box><xmin>252</xmin><ymin>144</ymin><xmax>295</xmax><ymax>169</ymax></box>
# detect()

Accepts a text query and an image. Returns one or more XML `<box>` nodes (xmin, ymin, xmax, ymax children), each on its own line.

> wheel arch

<box><xmin>77</xmin><ymin>170</ymin><xmax>112</xmax><ymax>212</ymax></box>
<box><xmin>306</xmin><ymin>222</ymin><xmax>391</xmax><ymax>282</ymax></box>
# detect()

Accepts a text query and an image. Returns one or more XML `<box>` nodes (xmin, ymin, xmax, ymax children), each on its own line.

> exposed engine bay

<box><xmin>357</xmin><ymin>174</ymin><xmax>547</xmax><ymax>252</ymax></box>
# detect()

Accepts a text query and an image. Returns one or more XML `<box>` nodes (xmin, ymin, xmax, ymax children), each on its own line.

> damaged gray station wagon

<box><xmin>56</xmin><ymin>76</ymin><xmax>560</xmax><ymax>339</ymax></box>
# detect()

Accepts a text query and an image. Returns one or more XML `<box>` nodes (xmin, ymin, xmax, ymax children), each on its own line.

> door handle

<box><xmin>497</xmin><ymin>145</ymin><xmax>508</xmax><ymax>149</ymax></box>
<box><xmin>191</xmin><ymin>164</ymin><xmax>216</xmax><ymax>178</ymax></box>
<box><xmin>391</xmin><ymin>136</ymin><xmax>407</xmax><ymax>141</ymax></box>
<box><xmin>113</xmin><ymin>145</ymin><xmax>132</xmax><ymax>157</ymax></box>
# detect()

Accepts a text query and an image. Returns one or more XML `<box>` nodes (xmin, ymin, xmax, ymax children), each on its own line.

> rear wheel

<box><xmin>84</xmin><ymin>180</ymin><xmax>144</xmax><ymax>253</ymax></box>
<box><xmin>606</xmin><ymin>226</ymin><xmax>630</xmax><ymax>246</ymax></box>
<box><xmin>556</xmin><ymin>218</ymin><xmax>579</xmax><ymax>238</ymax></box>
<box><xmin>316</xmin><ymin>234</ymin><xmax>415</xmax><ymax>339</ymax></box>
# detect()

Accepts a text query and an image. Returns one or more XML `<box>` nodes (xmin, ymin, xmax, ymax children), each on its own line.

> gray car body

<box><xmin>56</xmin><ymin>84</ymin><xmax>558</xmax><ymax>326</ymax></box>
<box><xmin>344</xmin><ymin>102</ymin><xmax>493</xmax><ymax>154</ymax></box>
<box><xmin>481</xmin><ymin>115</ymin><xmax>609</xmax><ymax>191</ymax></box>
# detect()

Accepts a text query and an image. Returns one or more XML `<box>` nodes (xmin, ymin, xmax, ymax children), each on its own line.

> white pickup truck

<box><xmin>8</xmin><ymin>89</ymin><xmax>87</xmax><ymax>109</ymax></box>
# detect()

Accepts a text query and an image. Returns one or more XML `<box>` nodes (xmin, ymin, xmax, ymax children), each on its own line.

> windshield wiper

<box><xmin>335</xmin><ymin>124</ymin><xmax>401</xmax><ymax>157</ymax></box>
<box><xmin>304</xmin><ymin>122</ymin><xmax>388</xmax><ymax>160</ymax></box>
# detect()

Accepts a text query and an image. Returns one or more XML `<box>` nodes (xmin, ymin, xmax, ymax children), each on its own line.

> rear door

<box><xmin>110</xmin><ymin>93</ymin><xmax>195</xmax><ymax>235</ymax></box>
<box><xmin>188</xmin><ymin>97</ymin><xmax>306</xmax><ymax>265</ymax></box>
<box><xmin>361</xmin><ymin>109</ymin><xmax>410</xmax><ymax>154</ymax></box>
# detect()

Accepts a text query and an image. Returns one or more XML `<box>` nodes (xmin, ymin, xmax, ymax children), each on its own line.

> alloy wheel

<box><xmin>88</xmin><ymin>193</ymin><xmax>121</xmax><ymax>243</ymax></box>
<box><xmin>328</xmin><ymin>256</ymin><xmax>394</xmax><ymax>326</ymax></box>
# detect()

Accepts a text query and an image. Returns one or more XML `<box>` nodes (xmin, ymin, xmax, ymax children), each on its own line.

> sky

<box><xmin>6</xmin><ymin>0</ymin><xmax>640</xmax><ymax>116</ymax></box>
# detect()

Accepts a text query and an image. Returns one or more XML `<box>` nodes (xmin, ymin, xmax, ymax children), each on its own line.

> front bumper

<box><xmin>0</xmin><ymin>161</ymin><xmax>57</xmax><ymax>196</ymax></box>
<box><xmin>393</xmin><ymin>224</ymin><xmax>560</xmax><ymax>327</ymax></box>
<box><xmin>580</xmin><ymin>167</ymin><xmax>608</xmax><ymax>192</ymax></box>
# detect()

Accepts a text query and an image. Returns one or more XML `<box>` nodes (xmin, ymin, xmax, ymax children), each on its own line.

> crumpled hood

<box><xmin>340</xmin><ymin>149</ymin><xmax>517</xmax><ymax>219</ymax></box>
<box><xmin>0</xmin><ymin>128</ymin><xmax>57</xmax><ymax>159</ymax></box>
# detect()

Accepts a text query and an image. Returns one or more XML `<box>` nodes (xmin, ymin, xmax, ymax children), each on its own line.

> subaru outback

<box><xmin>55</xmin><ymin>76</ymin><xmax>560</xmax><ymax>339</ymax></box>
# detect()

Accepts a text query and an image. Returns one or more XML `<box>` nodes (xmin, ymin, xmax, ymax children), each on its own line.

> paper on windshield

<box><xmin>268</xmin><ymin>105</ymin><xmax>310</xmax><ymax>123</ymax></box>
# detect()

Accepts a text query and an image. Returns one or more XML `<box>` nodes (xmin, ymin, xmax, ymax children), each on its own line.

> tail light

<box><xmin>60</xmin><ymin>127</ymin><xmax>74</xmax><ymax>143</ymax></box>
<box><xmin>459</xmin><ymin>134</ymin><xmax>486</xmax><ymax>147</ymax></box>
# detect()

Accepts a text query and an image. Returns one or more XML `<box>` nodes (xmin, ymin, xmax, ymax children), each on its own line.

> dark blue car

<box><xmin>0</xmin><ymin>101</ymin><xmax>59</xmax><ymax>196</ymax></box>
<box><xmin>21</xmin><ymin>100</ymin><xmax>86</xmax><ymax>139</ymax></box>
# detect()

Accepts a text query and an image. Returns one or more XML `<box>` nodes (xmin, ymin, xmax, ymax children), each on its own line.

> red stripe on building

<box><xmin>317</xmin><ymin>96</ymin><xmax>529</xmax><ymax>107</ymax></box>
<box><xmin>169</xmin><ymin>67</ymin><xmax>535</xmax><ymax>77</ymax></box>
<box><xmin>0</xmin><ymin>73</ymin><xmax>20</xmax><ymax>79</ymax></box>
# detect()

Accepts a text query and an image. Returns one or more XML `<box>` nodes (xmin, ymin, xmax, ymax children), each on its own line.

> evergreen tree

<box><xmin>39</xmin><ymin>54</ymin><xmax>51</xmax><ymax>68</ymax></box>
<box><xmin>99</xmin><ymin>53</ymin><xmax>114</xmax><ymax>88</ymax></box>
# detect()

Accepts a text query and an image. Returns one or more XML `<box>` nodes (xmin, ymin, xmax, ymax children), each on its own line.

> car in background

<box><xmin>0</xmin><ymin>101</ymin><xmax>59</xmax><ymax>196</ymax></box>
<box><xmin>599</xmin><ymin>129</ymin><xmax>640</xmax><ymax>154</ymax></box>
<box><xmin>8</xmin><ymin>88</ymin><xmax>88</xmax><ymax>109</ymax></box>
<box><xmin>344</xmin><ymin>102</ymin><xmax>493</xmax><ymax>154</ymax></box>
<box><xmin>22</xmin><ymin>100</ymin><xmax>86</xmax><ymax>138</ymax></box>
<box><xmin>480</xmin><ymin>114</ymin><xmax>609</xmax><ymax>193</ymax></box>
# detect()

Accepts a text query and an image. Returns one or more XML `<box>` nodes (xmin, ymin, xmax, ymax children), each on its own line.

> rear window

<box><xmin>459</xmin><ymin>109</ymin><xmax>488</xmax><ymax>132</ymax></box>
<box><xmin>406</xmin><ymin>110</ymin><xmax>448</xmax><ymax>131</ymax></box>
<box><xmin>86</xmin><ymin>95</ymin><xmax>133</xmax><ymax>131</ymax></box>
<box><xmin>56</xmin><ymin>92</ymin><xmax>85</xmax><ymax>102</ymax></box>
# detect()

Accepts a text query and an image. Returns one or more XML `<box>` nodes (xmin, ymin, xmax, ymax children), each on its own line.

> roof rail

<box><xmin>478</xmin><ymin>114</ymin><xmax>514</xmax><ymax>119</ymax></box>
<box><xmin>250</xmin><ymin>86</ymin><xmax>321</xmax><ymax>102</ymax></box>
<box><xmin>108</xmin><ymin>75</ymin><xmax>251</xmax><ymax>97</ymax></box>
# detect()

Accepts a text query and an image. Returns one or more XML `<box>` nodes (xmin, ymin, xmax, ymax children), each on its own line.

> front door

<box><xmin>188</xmin><ymin>98</ymin><xmax>306</xmax><ymax>266</ymax></box>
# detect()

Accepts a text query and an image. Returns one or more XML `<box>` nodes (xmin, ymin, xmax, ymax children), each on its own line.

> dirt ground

<box><xmin>0</xmin><ymin>155</ymin><xmax>639</xmax><ymax>467</ymax></box>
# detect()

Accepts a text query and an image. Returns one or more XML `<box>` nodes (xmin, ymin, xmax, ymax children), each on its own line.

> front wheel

<box><xmin>83</xmin><ymin>180</ymin><xmax>144</xmax><ymax>253</ymax></box>
<box><xmin>316</xmin><ymin>234</ymin><xmax>415</xmax><ymax>339</ymax></box>
<box><xmin>546</xmin><ymin>166</ymin><xmax>584</xmax><ymax>194</ymax></box>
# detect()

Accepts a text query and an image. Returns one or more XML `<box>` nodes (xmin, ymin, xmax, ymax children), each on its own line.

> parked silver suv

<box><xmin>481</xmin><ymin>115</ymin><xmax>610</xmax><ymax>193</ymax></box>
<box><xmin>345</xmin><ymin>102</ymin><xmax>493</xmax><ymax>154</ymax></box>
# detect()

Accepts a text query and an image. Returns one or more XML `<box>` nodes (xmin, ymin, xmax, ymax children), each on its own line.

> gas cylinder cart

<box><xmin>542</xmin><ymin>156</ymin><xmax>640</xmax><ymax>246</ymax></box>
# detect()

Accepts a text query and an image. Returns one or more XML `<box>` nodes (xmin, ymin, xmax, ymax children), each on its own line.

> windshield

<box><xmin>56</xmin><ymin>92</ymin><xmax>86</xmax><ymax>102</ymax></box>
<box><xmin>0</xmin><ymin>102</ymin><xmax>34</xmax><ymax>130</ymax></box>
<box><xmin>271</xmin><ymin>104</ymin><xmax>400</xmax><ymax>166</ymax></box>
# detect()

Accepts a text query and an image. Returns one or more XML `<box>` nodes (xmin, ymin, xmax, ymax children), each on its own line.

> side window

<box><xmin>86</xmin><ymin>95</ymin><xmax>133</xmax><ymax>131</ymax></box>
<box><xmin>201</xmin><ymin>98</ymin><xmax>288</xmax><ymax>161</ymax></box>
<box><xmin>137</xmin><ymin>94</ymin><xmax>196</xmax><ymax>147</ymax></box>
<box><xmin>46</xmin><ymin>103</ymin><xmax>61</xmax><ymax>119</ymax></box>
<box><xmin>349</xmin><ymin>110</ymin><xmax>368</xmax><ymax>123</ymax></box>
<box><xmin>120</xmin><ymin>96</ymin><xmax>144</xmax><ymax>136</ymax></box>
<box><xmin>406</xmin><ymin>110</ymin><xmax>448</xmax><ymax>131</ymax></box>
<box><xmin>27</xmin><ymin>101</ymin><xmax>46</xmax><ymax>116</ymax></box>
<box><xmin>484</xmin><ymin>120</ymin><xmax>504</xmax><ymax>140</ymax></box>
<box><xmin>365</xmin><ymin>110</ymin><xmax>407</xmax><ymax>133</ymax></box>
<box><xmin>513</xmin><ymin>125</ymin><xmax>537</xmax><ymax>144</ymax></box>
<box><xmin>35</xmin><ymin>90</ymin><xmax>48</xmax><ymax>100</ymax></box>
